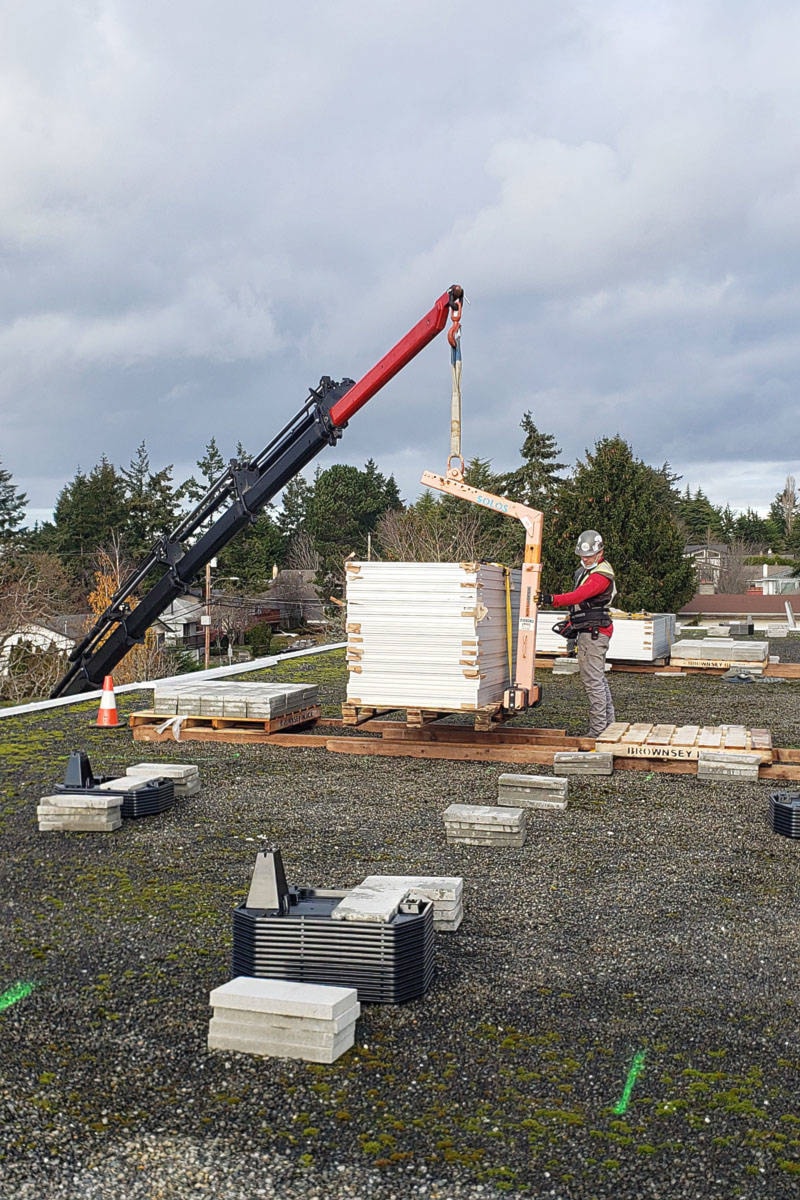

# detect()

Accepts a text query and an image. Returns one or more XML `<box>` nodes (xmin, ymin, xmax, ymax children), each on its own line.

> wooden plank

<box><xmin>765</xmin><ymin>663</ymin><xmax>800</xmax><ymax>678</ymax></box>
<box><xmin>760</xmin><ymin>762</ymin><xmax>800</xmax><ymax>781</ymax></box>
<box><xmin>600</xmin><ymin>741</ymin><xmax>702</xmax><ymax>762</ymax></box>
<box><xmin>646</xmin><ymin>724</ymin><xmax>676</xmax><ymax>746</ymax></box>
<box><xmin>132</xmin><ymin>725</ymin><xmax>303</xmax><ymax>745</ymax></box>
<box><xmin>612</xmin><ymin>757</ymin><xmax>697</xmax><ymax>776</ymax></box>
<box><xmin>624</xmin><ymin>723</ymin><xmax>654</xmax><ymax>744</ymax></box>
<box><xmin>773</xmin><ymin>748</ymin><xmax>800</xmax><ymax>763</ymax></box>
<box><xmin>325</xmin><ymin>737</ymin><xmax>562</xmax><ymax>765</ymax></box>
<box><xmin>596</xmin><ymin>722</ymin><xmax>628</xmax><ymax>744</ymax></box>
<box><xmin>672</xmin><ymin>725</ymin><xmax>700</xmax><ymax>746</ymax></box>
<box><xmin>382</xmin><ymin>725</ymin><xmax>576</xmax><ymax>747</ymax></box>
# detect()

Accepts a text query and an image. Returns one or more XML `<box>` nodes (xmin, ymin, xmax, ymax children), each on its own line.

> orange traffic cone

<box><xmin>96</xmin><ymin>675</ymin><xmax>119</xmax><ymax>727</ymax></box>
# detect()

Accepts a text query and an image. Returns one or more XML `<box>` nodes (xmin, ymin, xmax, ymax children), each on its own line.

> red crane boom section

<box><xmin>328</xmin><ymin>290</ymin><xmax>454</xmax><ymax>427</ymax></box>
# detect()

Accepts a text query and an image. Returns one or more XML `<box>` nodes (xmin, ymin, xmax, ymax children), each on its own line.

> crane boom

<box><xmin>51</xmin><ymin>285</ymin><xmax>464</xmax><ymax>697</ymax></box>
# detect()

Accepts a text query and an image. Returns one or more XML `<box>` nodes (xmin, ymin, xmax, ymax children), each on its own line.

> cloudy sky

<box><xmin>4</xmin><ymin>0</ymin><xmax>800</xmax><ymax>525</ymax></box>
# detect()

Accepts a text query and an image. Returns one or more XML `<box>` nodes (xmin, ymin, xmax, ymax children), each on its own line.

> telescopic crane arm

<box><xmin>51</xmin><ymin>285</ymin><xmax>464</xmax><ymax>697</ymax></box>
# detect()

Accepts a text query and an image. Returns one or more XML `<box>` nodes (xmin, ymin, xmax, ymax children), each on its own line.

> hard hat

<box><xmin>575</xmin><ymin>530</ymin><xmax>603</xmax><ymax>556</ymax></box>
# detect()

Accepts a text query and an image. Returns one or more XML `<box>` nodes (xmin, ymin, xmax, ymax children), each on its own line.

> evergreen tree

<box><xmin>438</xmin><ymin>457</ymin><xmax>526</xmax><ymax>564</ymax></box>
<box><xmin>545</xmin><ymin>436</ymin><xmax>695</xmax><ymax>612</ymax></box>
<box><xmin>177</xmin><ymin>437</ymin><xmax>228</xmax><ymax>506</ymax></box>
<box><xmin>119</xmin><ymin>441</ymin><xmax>179</xmax><ymax>559</ymax></box>
<box><xmin>768</xmin><ymin>476</ymin><xmax>799</xmax><ymax>551</ymax></box>
<box><xmin>0</xmin><ymin>458</ymin><xmax>28</xmax><ymax>541</ymax></box>
<box><xmin>218</xmin><ymin>509</ymin><xmax>285</xmax><ymax>589</ymax></box>
<box><xmin>276</xmin><ymin>474</ymin><xmax>312</xmax><ymax>542</ymax></box>
<box><xmin>730</xmin><ymin>507</ymin><xmax>778</xmax><ymax>548</ymax></box>
<box><xmin>677</xmin><ymin>486</ymin><xmax>725</xmax><ymax>543</ymax></box>
<box><xmin>51</xmin><ymin>457</ymin><xmax>130</xmax><ymax>589</ymax></box>
<box><xmin>499</xmin><ymin>412</ymin><xmax>567</xmax><ymax>511</ymax></box>
<box><xmin>303</xmin><ymin>462</ymin><xmax>404</xmax><ymax>578</ymax></box>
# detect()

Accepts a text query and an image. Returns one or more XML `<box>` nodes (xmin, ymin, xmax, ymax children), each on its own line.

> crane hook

<box><xmin>447</xmin><ymin>298</ymin><xmax>462</xmax><ymax>349</ymax></box>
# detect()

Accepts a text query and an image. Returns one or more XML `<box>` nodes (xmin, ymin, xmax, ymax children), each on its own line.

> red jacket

<box><xmin>550</xmin><ymin>566</ymin><xmax>613</xmax><ymax>637</ymax></box>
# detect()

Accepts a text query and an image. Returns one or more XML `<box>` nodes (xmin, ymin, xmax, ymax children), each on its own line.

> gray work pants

<box><xmin>576</xmin><ymin>632</ymin><xmax>615</xmax><ymax>737</ymax></box>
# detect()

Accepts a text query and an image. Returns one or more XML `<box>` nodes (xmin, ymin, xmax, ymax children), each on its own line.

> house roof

<box><xmin>748</xmin><ymin>565</ymin><xmax>797</xmax><ymax>579</ymax></box>
<box><xmin>678</xmin><ymin>593</ymin><xmax>797</xmax><ymax>616</ymax></box>
<box><xmin>42</xmin><ymin>613</ymin><xmax>92</xmax><ymax>640</ymax></box>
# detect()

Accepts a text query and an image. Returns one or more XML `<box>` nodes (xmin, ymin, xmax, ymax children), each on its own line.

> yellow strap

<box><xmin>504</xmin><ymin>567</ymin><xmax>513</xmax><ymax>682</ymax></box>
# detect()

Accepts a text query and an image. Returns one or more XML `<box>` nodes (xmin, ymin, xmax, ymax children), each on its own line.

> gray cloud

<box><xmin>3</xmin><ymin>0</ymin><xmax>799</xmax><ymax>521</ymax></box>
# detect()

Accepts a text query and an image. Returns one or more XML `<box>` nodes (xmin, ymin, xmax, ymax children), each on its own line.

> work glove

<box><xmin>538</xmin><ymin>592</ymin><xmax>553</xmax><ymax>607</ymax></box>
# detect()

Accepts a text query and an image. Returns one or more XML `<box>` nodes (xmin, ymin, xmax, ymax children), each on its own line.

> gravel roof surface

<box><xmin>1</xmin><ymin>640</ymin><xmax>800</xmax><ymax>1199</ymax></box>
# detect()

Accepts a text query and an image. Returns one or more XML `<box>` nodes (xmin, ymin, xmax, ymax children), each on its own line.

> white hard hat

<box><xmin>575</xmin><ymin>530</ymin><xmax>603</xmax><ymax>556</ymax></box>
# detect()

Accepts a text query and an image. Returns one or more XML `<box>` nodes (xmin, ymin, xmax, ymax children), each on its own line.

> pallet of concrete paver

<box><xmin>536</xmin><ymin>611</ymin><xmax>676</xmax><ymax>662</ymax></box>
<box><xmin>129</xmin><ymin>682</ymin><xmax>321</xmax><ymax>739</ymax></box>
<box><xmin>129</xmin><ymin>708</ymin><xmax>321</xmax><ymax>741</ymax></box>
<box><xmin>595</xmin><ymin>721</ymin><xmax>773</xmax><ymax>763</ymax></box>
<box><xmin>152</xmin><ymin>680</ymin><xmax>319</xmax><ymax>718</ymax></box>
<box><xmin>668</xmin><ymin>638</ymin><xmax>769</xmax><ymax>670</ymax></box>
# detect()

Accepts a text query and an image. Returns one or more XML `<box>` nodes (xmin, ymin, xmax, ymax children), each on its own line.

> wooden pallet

<box><xmin>595</xmin><ymin>721</ymin><xmax>773</xmax><ymax>763</ymax></box>
<box><xmin>129</xmin><ymin>705</ymin><xmax>321</xmax><ymax>742</ymax></box>
<box><xmin>341</xmin><ymin>702</ymin><xmax>505</xmax><ymax>732</ymax></box>
<box><xmin>121</xmin><ymin>713</ymin><xmax>800</xmax><ymax>777</ymax></box>
<box><xmin>669</xmin><ymin>656</ymin><xmax>769</xmax><ymax>671</ymax></box>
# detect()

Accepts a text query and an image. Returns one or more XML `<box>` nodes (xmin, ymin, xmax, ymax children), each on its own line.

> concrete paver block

<box><xmin>208</xmin><ymin>977</ymin><xmax>359</xmax><ymax>1022</ymax></box>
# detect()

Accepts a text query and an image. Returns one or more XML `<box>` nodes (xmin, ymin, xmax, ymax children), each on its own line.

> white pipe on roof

<box><xmin>0</xmin><ymin>642</ymin><xmax>346</xmax><ymax>720</ymax></box>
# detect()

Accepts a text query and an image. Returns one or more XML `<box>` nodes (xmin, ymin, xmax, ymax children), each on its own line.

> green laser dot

<box><xmin>0</xmin><ymin>982</ymin><xmax>36</xmax><ymax>1013</ymax></box>
<box><xmin>613</xmin><ymin>1048</ymin><xmax>646</xmax><ymax>1114</ymax></box>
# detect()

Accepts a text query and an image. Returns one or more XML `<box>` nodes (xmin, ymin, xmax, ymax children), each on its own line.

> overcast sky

<box><xmin>4</xmin><ymin>0</ymin><xmax>800</xmax><ymax>526</ymax></box>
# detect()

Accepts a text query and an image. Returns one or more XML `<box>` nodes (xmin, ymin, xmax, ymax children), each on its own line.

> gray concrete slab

<box><xmin>553</xmin><ymin>752</ymin><xmax>613</xmax><ymax>776</ymax></box>
<box><xmin>207</xmin><ymin>1025</ymin><xmax>355</xmax><ymax>1063</ymax></box>
<box><xmin>208</xmin><ymin>977</ymin><xmax>359</xmax><ymax>1022</ymax></box>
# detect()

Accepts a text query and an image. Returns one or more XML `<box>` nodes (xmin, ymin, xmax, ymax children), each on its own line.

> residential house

<box><xmin>744</xmin><ymin>563</ymin><xmax>800</xmax><ymax>596</ymax></box>
<box><xmin>678</xmin><ymin>592</ymin><xmax>798</xmax><ymax>635</ymax></box>
<box><xmin>267</xmin><ymin>569</ymin><xmax>324</xmax><ymax>627</ymax></box>
<box><xmin>683</xmin><ymin>543</ymin><xmax>727</xmax><ymax>593</ymax></box>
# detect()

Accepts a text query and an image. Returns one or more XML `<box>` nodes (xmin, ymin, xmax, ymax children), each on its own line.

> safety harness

<box><xmin>553</xmin><ymin>560</ymin><xmax>617</xmax><ymax>642</ymax></box>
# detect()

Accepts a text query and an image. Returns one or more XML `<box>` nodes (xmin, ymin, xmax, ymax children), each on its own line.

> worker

<box><xmin>539</xmin><ymin>530</ymin><xmax>616</xmax><ymax>738</ymax></box>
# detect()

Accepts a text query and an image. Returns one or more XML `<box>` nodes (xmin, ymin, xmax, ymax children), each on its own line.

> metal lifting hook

<box><xmin>448</xmin><ymin>294</ymin><xmax>464</xmax><ymax>466</ymax></box>
<box><xmin>447</xmin><ymin>296</ymin><xmax>462</xmax><ymax>349</ymax></box>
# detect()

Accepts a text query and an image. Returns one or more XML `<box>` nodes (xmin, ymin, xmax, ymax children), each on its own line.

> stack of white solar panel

<box><xmin>535</xmin><ymin>612</ymin><xmax>676</xmax><ymax>661</ymax></box>
<box><xmin>345</xmin><ymin>562</ymin><xmax>520</xmax><ymax>710</ymax></box>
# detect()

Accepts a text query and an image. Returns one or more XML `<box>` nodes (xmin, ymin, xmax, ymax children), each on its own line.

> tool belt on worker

<box><xmin>552</xmin><ymin>609</ymin><xmax>612</xmax><ymax>642</ymax></box>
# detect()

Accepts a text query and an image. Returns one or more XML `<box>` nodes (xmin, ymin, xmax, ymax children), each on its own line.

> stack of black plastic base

<box><xmin>56</xmin><ymin>750</ymin><xmax>176</xmax><ymax>818</ymax></box>
<box><xmin>116</xmin><ymin>782</ymin><xmax>176</xmax><ymax>818</ymax></box>
<box><xmin>232</xmin><ymin>890</ymin><xmax>435</xmax><ymax>1004</ymax></box>
<box><xmin>770</xmin><ymin>791</ymin><xmax>800</xmax><ymax>838</ymax></box>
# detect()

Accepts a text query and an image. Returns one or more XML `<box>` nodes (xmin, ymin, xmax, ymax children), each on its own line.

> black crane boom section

<box><xmin>50</xmin><ymin>379</ymin><xmax>350</xmax><ymax>696</ymax></box>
